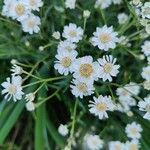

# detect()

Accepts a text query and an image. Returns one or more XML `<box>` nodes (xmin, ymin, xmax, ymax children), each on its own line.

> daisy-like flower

<box><xmin>89</xmin><ymin>95</ymin><xmax>115</xmax><ymax>120</ymax></box>
<box><xmin>109</xmin><ymin>141</ymin><xmax>125</xmax><ymax>150</ymax></box>
<box><xmin>141</xmin><ymin>66</ymin><xmax>150</xmax><ymax>81</ymax></box>
<box><xmin>125</xmin><ymin>140</ymin><xmax>140</xmax><ymax>150</ymax></box>
<box><xmin>71</xmin><ymin>56</ymin><xmax>100</xmax><ymax>82</ymax></box>
<box><xmin>70</xmin><ymin>79</ymin><xmax>95</xmax><ymax>99</ymax></box>
<box><xmin>141</xmin><ymin>41</ymin><xmax>150</xmax><ymax>57</ymax></box>
<box><xmin>95</xmin><ymin>0</ymin><xmax>112</xmax><ymax>9</ymax></box>
<box><xmin>54</xmin><ymin>50</ymin><xmax>78</xmax><ymax>76</ymax></box>
<box><xmin>141</xmin><ymin>2</ymin><xmax>150</xmax><ymax>19</ymax></box>
<box><xmin>57</xmin><ymin>40</ymin><xmax>77</xmax><ymax>53</ymax></box>
<box><xmin>91</xmin><ymin>25</ymin><xmax>119</xmax><ymax>51</ymax></box>
<box><xmin>62</xmin><ymin>23</ymin><xmax>83</xmax><ymax>43</ymax></box>
<box><xmin>125</xmin><ymin>122</ymin><xmax>143</xmax><ymax>140</ymax></box>
<box><xmin>8</xmin><ymin>0</ymin><xmax>30</xmax><ymax>21</ymax></box>
<box><xmin>2</xmin><ymin>0</ymin><xmax>13</xmax><ymax>17</ymax></box>
<box><xmin>11</xmin><ymin>64</ymin><xmax>23</xmax><ymax>75</ymax></box>
<box><xmin>58</xmin><ymin>124</ymin><xmax>69</xmax><ymax>136</ymax></box>
<box><xmin>65</xmin><ymin>0</ymin><xmax>76</xmax><ymax>9</ymax></box>
<box><xmin>98</xmin><ymin>55</ymin><xmax>120</xmax><ymax>82</ymax></box>
<box><xmin>84</xmin><ymin>134</ymin><xmax>103</xmax><ymax>150</ymax></box>
<box><xmin>1</xmin><ymin>75</ymin><xmax>24</xmax><ymax>102</ymax></box>
<box><xmin>27</xmin><ymin>0</ymin><xmax>43</xmax><ymax>11</ymax></box>
<box><xmin>21</xmin><ymin>14</ymin><xmax>41</xmax><ymax>34</ymax></box>
<box><xmin>117</xmin><ymin>13</ymin><xmax>129</xmax><ymax>24</ymax></box>
<box><xmin>138</xmin><ymin>96</ymin><xmax>150</xmax><ymax>120</ymax></box>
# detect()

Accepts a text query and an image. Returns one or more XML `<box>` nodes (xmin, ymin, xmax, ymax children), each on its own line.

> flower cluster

<box><xmin>2</xmin><ymin>0</ymin><xmax>43</xmax><ymax>34</ymax></box>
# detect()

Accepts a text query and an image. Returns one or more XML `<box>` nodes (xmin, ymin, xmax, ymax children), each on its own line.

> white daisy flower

<box><xmin>98</xmin><ymin>55</ymin><xmax>120</xmax><ymax>82</ymax></box>
<box><xmin>141</xmin><ymin>66</ymin><xmax>150</xmax><ymax>81</ymax></box>
<box><xmin>21</xmin><ymin>14</ymin><xmax>41</xmax><ymax>34</ymax></box>
<box><xmin>125</xmin><ymin>140</ymin><xmax>140</xmax><ymax>150</ymax></box>
<box><xmin>2</xmin><ymin>0</ymin><xmax>13</xmax><ymax>17</ymax></box>
<box><xmin>70</xmin><ymin>79</ymin><xmax>95</xmax><ymax>99</ymax></box>
<box><xmin>11</xmin><ymin>64</ymin><xmax>23</xmax><ymax>75</ymax></box>
<box><xmin>71</xmin><ymin>56</ymin><xmax>100</xmax><ymax>82</ymax></box>
<box><xmin>141</xmin><ymin>2</ymin><xmax>150</xmax><ymax>19</ymax></box>
<box><xmin>58</xmin><ymin>124</ymin><xmax>69</xmax><ymax>136</ymax></box>
<box><xmin>112</xmin><ymin>0</ymin><xmax>122</xmax><ymax>5</ymax></box>
<box><xmin>91</xmin><ymin>25</ymin><xmax>119</xmax><ymax>51</ymax></box>
<box><xmin>141</xmin><ymin>41</ymin><xmax>150</xmax><ymax>57</ymax></box>
<box><xmin>65</xmin><ymin>0</ymin><xmax>76</xmax><ymax>9</ymax></box>
<box><xmin>108</xmin><ymin>141</ymin><xmax>125</xmax><ymax>150</ymax></box>
<box><xmin>125</xmin><ymin>122</ymin><xmax>143</xmax><ymax>140</ymax></box>
<box><xmin>117</xmin><ymin>13</ymin><xmax>129</xmax><ymax>24</ymax></box>
<box><xmin>138</xmin><ymin>96</ymin><xmax>150</xmax><ymax>120</ymax></box>
<box><xmin>84</xmin><ymin>134</ymin><xmax>103</xmax><ymax>150</ymax></box>
<box><xmin>89</xmin><ymin>95</ymin><xmax>115</xmax><ymax>120</ymax></box>
<box><xmin>95</xmin><ymin>0</ymin><xmax>112</xmax><ymax>9</ymax></box>
<box><xmin>27</xmin><ymin>0</ymin><xmax>43</xmax><ymax>11</ymax></box>
<box><xmin>57</xmin><ymin>40</ymin><xmax>77</xmax><ymax>53</ymax></box>
<box><xmin>62</xmin><ymin>23</ymin><xmax>83</xmax><ymax>43</ymax></box>
<box><xmin>1</xmin><ymin>75</ymin><xmax>24</xmax><ymax>102</ymax></box>
<box><xmin>8</xmin><ymin>0</ymin><xmax>30</xmax><ymax>21</ymax></box>
<box><xmin>54</xmin><ymin>50</ymin><xmax>78</xmax><ymax>76</ymax></box>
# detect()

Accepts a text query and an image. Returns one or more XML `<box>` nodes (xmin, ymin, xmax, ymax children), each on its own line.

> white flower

<box><xmin>62</xmin><ymin>23</ymin><xmax>83</xmax><ymax>43</ymax></box>
<box><xmin>145</xmin><ymin>24</ymin><xmax>150</xmax><ymax>35</ymax></box>
<box><xmin>39</xmin><ymin>46</ymin><xmax>44</xmax><ymax>51</ymax></box>
<box><xmin>1</xmin><ymin>75</ymin><xmax>24</xmax><ymax>102</ymax></box>
<box><xmin>141</xmin><ymin>2</ymin><xmax>150</xmax><ymax>19</ymax></box>
<box><xmin>54</xmin><ymin>50</ymin><xmax>78</xmax><ymax>75</ymax></box>
<box><xmin>21</xmin><ymin>14</ymin><xmax>41</xmax><ymax>34</ymax></box>
<box><xmin>71</xmin><ymin>56</ymin><xmax>100</xmax><ymax>82</ymax></box>
<box><xmin>25</xmin><ymin>93</ymin><xmax>35</xmax><ymax>102</ymax></box>
<box><xmin>125</xmin><ymin>122</ymin><xmax>143</xmax><ymax>140</ymax></box>
<box><xmin>2</xmin><ymin>0</ymin><xmax>13</xmax><ymax>17</ymax></box>
<box><xmin>11</xmin><ymin>64</ymin><xmax>23</xmax><ymax>75</ymax></box>
<box><xmin>125</xmin><ymin>140</ymin><xmax>140</xmax><ymax>150</ymax></box>
<box><xmin>97</xmin><ymin>55</ymin><xmax>120</xmax><ymax>82</ymax></box>
<box><xmin>70</xmin><ymin>79</ymin><xmax>95</xmax><ymax>99</ymax></box>
<box><xmin>52</xmin><ymin>31</ymin><xmax>61</xmax><ymax>40</ymax></box>
<box><xmin>117</xmin><ymin>13</ymin><xmax>129</xmax><ymax>24</ymax></box>
<box><xmin>95</xmin><ymin>0</ymin><xmax>112</xmax><ymax>9</ymax></box>
<box><xmin>65</xmin><ymin>0</ymin><xmax>76</xmax><ymax>9</ymax></box>
<box><xmin>131</xmin><ymin>0</ymin><xmax>142</xmax><ymax>7</ymax></box>
<box><xmin>27</xmin><ymin>0</ymin><xmax>43</xmax><ymax>11</ymax></box>
<box><xmin>57</xmin><ymin>40</ymin><xmax>77</xmax><ymax>53</ymax></box>
<box><xmin>10</xmin><ymin>59</ymin><xmax>18</xmax><ymax>65</ymax></box>
<box><xmin>89</xmin><ymin>95</ymin><xmax>115</xmax><ymax>120</ymax></box>
<box><xmin>26</xmin><ymin>101</ymin><xmax>35</xmax><ymax>111</ymax></box>
<box><xmin>91</xmin><ymin>25</ymin><xmax>119</xmax><ymax>51</ymax></box>
<box><xmin>126</xmin><ymin>82</ymin><xmax>140</xmax><ymax>96</ymax></box>
<box><xmin>109</xmin><ymin>141</ymin><xmax>125</xmax><ymax>150</ymax></box>
<box><xmin>141</xmin><ymin>66</ymin><xmax>150</xmax><ymax>81</ymax></box>
<box><xmin>143</xmin><ymin>80</ymin><xmax>150</xmax><ymax>90</ymax></box>
<box><xmin>141</xmin><ymin>41</ymin><xmax>150</xmax><ymax>57</ymax></box>
<box><xmin>58</xmin><ymin>124</ymin><xmax>69</xmax><ymax>136</ymax></box>
<box><xmin>8</xmin><ymin>0</ymin><xmax>30</xmax><ymax>21</ymax></box>
<box><xmin>138</xmin><ymin>96</ymin><xmax>150</xmax><ymax>120</ymax></box>
<box><xmin>112</xmin><ymin>0</ymin><xmax>122</xmax><ymax>5</ymax></box>
<box><xmin>84</xmin><ymin>134</ymin><xmax>103</xmax><ymax>150</ymax></box>
<box><xmin>83</xmin><ymin>10</ymin><xmax>91</xmax><ymax>18</ymax></box>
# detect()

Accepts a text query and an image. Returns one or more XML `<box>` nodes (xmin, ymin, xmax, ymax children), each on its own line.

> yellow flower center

<box><xmin>77</xmin><ymin>83</ymin><xmax>87</xmax><ymax>92</ymax></box>
<box><xmin>28</xmin><ymin>20</ymin><xmax>35</xmax><ymax>28</ymax></box>
<box><xmin>129</xmin><ymin>143</ymin><xmax>137</xmax><ymax>150</ymax></box>
<box><xmin>146</xmin><ymin>104</ymin><xmax>150</xmax><ymax>112</ymax></box>
<box><xmin>79</xmin><ymin>64</ymin><xmax>94</xmax><ymax>78</ymax></box>
<box><xmin>30</xmin><ymin>0</ymin><xmax>36</xmax><ymax>6</ymax></box>
<box><xmin>69</xmin><ymin>30</ymin><xmax>77</xmax><ymax>38</ymax></box>
<box><xmin>15</xmin><ymin>4</ymin><xmax>25</xmax><ymax>15</ymax></box>
<box><xmin>103</xmin><ymin>63</ymin><xmax>113</xmax><ymax>73</ymax></box>
<box><xmin>8</xmin><ymin>84</ymin><xmax>17</xmax><ymax>94</ymax></box>
<box><xmin>61</xmin><ymin>57</ymin><xmax>72</xmax><ymax>68</ymax></box>
<box><xmin>114</xmin><ymin>145</ymin><xmax>121</xmax><ymax>150</ymax></box>
<box><xmin>130</xmin><ymin>128</ymin><xmax>138</xmax><ymax>135</ymax></box>
<box><xmin>99</xmin><ymin>33</ymin><xmax>111</xmax><ymax>43</ymax></box>
<box><xmin>96</xmin><ymin>102</ymin><xmax>107</xmax><ymax>111</ymax></box>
